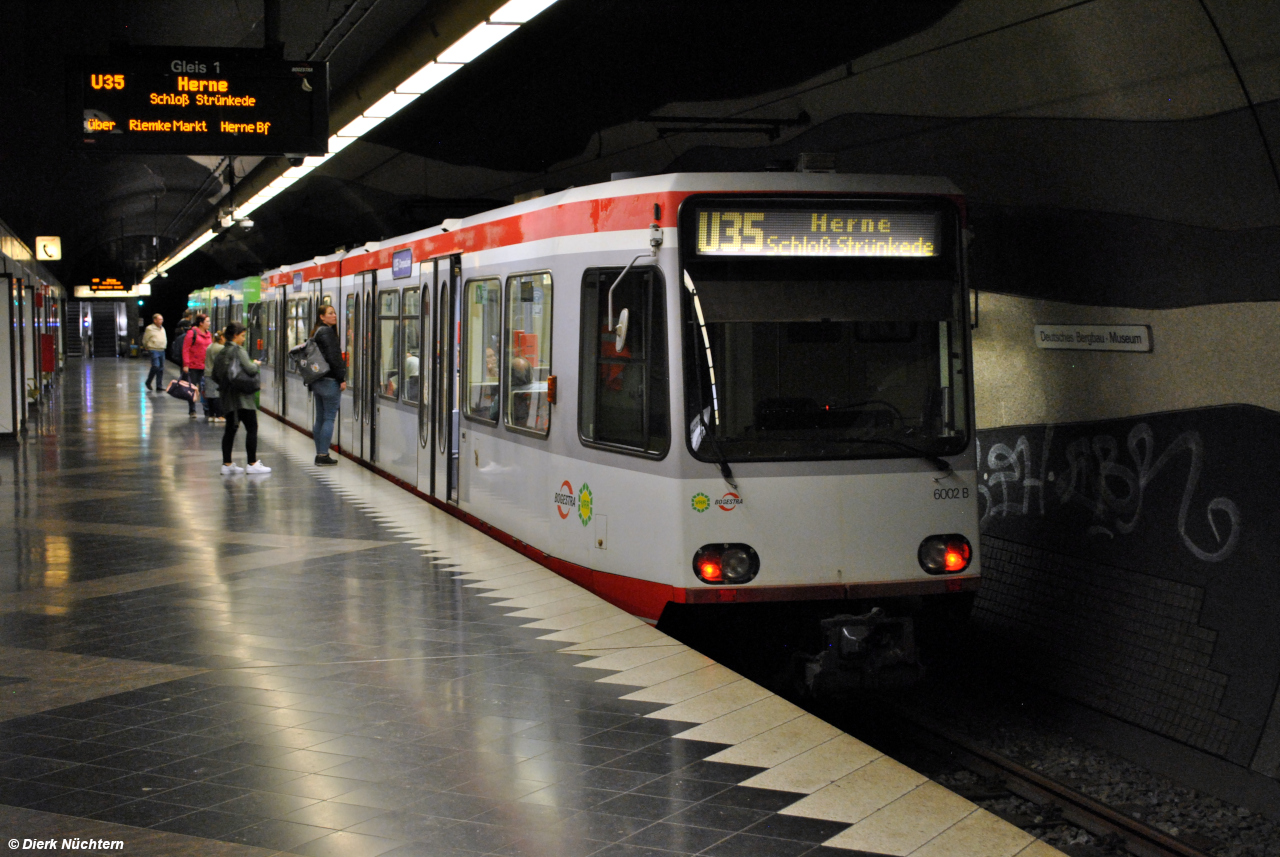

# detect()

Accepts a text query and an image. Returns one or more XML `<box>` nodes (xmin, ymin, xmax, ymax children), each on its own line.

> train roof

<box><xmin>255</xmin><ymin>171</ymin><xmax>963</xmax><ymax>286</ymax></box>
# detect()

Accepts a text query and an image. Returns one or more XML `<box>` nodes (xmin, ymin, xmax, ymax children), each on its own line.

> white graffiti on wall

<box><xmin>978</xmin><ymin>423</ymin><xmax>1241</xmax><ymax>562</ymax></box>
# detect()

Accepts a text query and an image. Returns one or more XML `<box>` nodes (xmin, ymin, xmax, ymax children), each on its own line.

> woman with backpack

<box><xmin>309</xmin><ymin>303</ymin><xmax>346</xmax><ymax>466</ymax></box>
<box><xmin>213</xmin><ymin>322</ymin><xmax>270</xmax><ymax>475</ymax></box>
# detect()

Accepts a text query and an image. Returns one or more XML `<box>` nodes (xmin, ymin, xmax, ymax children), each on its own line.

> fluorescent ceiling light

<box><xmin>336</xmin><ymin>116</ymin><xmax>382</xmax><ymax>138</ymax></box>
<box><xmin>396</xmin><ymin>61</ymin><xmax>463</xmax><ymax>95</ymax></box>
<box><xmin>364</xmin><ymin>91</ymin><xmax>418</xmax><ymax>119</ymax></box>
<box><xmin>269</xmin><ymin>175</ymin><xmax>296</xmax><ymax>190</ymax></box>
<box><xmin>281</xmin><ymin>165</ymin><xmax>314</xmax><ymax>179</ymax></box>
<box><xmin>438</xmin><ymin>22</ymin><xmax>517</xmax><ymax>63</ymax></box>
<box><xmin>328</xmin><ymin>134</ymin><xmax>358</xmax><ymax>153</ymax></box>
<box><xmin>302</xmin><ymin>155</ymin><xmax>329</xmax><ymax>167</ymax></box>
<box><xmin>490</xmin><ymin>0</ymin><xmax>557</xmax><ymax>23</ymax></box>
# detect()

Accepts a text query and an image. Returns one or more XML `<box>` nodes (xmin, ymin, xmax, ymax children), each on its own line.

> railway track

<box><xmin>886</xmin><ymin>705</ymin><xmax>1215</xmax><ymax>857</ymax></box>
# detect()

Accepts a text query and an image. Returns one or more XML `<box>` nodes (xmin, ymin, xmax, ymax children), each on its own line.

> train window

<box><xmin>286</xmin><ymin>298</ymin><xmax>310</xmax><ymax>372</ymax></box>
<box><xmin>462</xmin><ymin>278</ymin><xmax>501</xmax><ymax>424</ymax></box>
<box><xmin>248</xmin><ymin>303</ymin><xmax>265</xmax><ymax>362</ymax></box>
<box><xmin>377</xmin><ymin>290</ymin><xmax>401</xmax><ymax>400</ymax></box>
<box><xmin>504</xmin><ymin>272</ymin><xmax>552</xmax><ymax>436</ymax></box>
<box><xmin>264</xmin><ymin>298</ymin><xmax>278</xmax><ymax>363</ymax></box>
<box><xmin>401</xmin><ymin>287</ymin><xmax>422</xmax><ymax>405</ymax></box>
<box><xmin>578</xmin><ymin>267</ymin><xmax>669</xmax><ymax>456</ymax></box>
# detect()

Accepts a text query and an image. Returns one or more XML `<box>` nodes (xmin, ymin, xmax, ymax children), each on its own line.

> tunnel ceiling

<box><xmin>0</xmin><ymin>0</ymin><xmax>1276</xmax><ymax>299</ymax></box>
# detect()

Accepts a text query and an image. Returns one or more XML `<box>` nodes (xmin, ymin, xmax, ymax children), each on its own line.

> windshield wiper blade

<box><xmin>837</xmin><ymin>436</ymin><xmax>952</xmax><ymax>472</ymax></box>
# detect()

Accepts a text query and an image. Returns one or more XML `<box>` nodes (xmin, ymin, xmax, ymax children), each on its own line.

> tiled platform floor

<box><xmin>0</xmin><ymin>360</ymin><xmax>1061</xmax><ymax>857</ymax></box>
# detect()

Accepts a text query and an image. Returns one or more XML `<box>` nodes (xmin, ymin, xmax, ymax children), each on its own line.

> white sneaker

<box><xmin>220</xmin><ymin>463</ymin><xmax>244</xmax><ymax>475</ymax></box>
<box><xmin>245</xmin><ymin>461</ymin><xmax>272</xmax><ymax>474</ymax></box>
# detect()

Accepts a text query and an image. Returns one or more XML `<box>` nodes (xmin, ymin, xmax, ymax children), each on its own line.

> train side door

<box><xmin>415</xmin><ymin>260</ymin><xmax>436</xmax><ymax>495</ymax></box>
<box><xmin>353</xmin><ymin>270</ymin><xmax>376</xmax><ymax>461</ymax></box>
<box><xmin>273</xmin><ymin>290</ymin><xmax>287</xmax><ymax>417</ymax></box>
<box><xmin>431</xmin><ymin>256</ymin><xmax>461</xmax><ymax>503</ymax></box>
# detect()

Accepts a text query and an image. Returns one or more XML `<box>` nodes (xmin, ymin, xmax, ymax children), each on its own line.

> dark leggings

<box><xmin>222</xmin><ymin>409</ymin><xmax>258</xmax><ymax>464</ymax></box>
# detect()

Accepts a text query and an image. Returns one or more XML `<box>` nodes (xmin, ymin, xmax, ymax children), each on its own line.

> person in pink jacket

<box><xmin>182</xmin><ymin>313</ymin><xmax>213</xmax><ymax>418</ymax></box>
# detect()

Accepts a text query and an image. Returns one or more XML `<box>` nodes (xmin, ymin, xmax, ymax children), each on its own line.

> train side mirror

<box><xmin>615</xmin><ymin>308</ymin><xmax>629</xmax><ymax>352</ymax></box>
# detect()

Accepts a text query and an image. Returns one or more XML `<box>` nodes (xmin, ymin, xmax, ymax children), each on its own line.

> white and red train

<box><xmin>192</xmin><ymin>171</ymin><xmax>981</xmax><ymax>670</ymax></box>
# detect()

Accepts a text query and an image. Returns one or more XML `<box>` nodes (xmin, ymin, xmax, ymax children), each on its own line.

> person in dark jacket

<box><xmin>309</xmin><ymin>304</ymin><xmax>347</xmax><ymax>466</ymax></box>
<box><xmin>213</xmin><ymin>322</ymin><xmax>269</xmax><ymax>475</ymax></box>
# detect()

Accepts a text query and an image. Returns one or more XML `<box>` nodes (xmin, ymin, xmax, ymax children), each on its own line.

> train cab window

<box><xmin>462</xmin><ymin>278</ymin><xmax>502</xmax><ymax>424</ymax></box>
<box><xmin>402</xmin><ymin>287</ymin><xmax>422</xmax><ymax>405</ymax></box>
<box><xmin>578</xmin><ymin>267</ymin><xmax>669</xmax><ymax>456</ymax></box>
<box><xmin>377</xmin><ymin>290</ymin><xmax>401</xmax><ymax>400</ymax></box>
<box><xmin>504</xmin><ymin>273</ymin><xmax>552</xmax><ymax>436</ymax></box>
<box><xmin>679</xmin><ymin>201</ymin><xmax>969</xmax><ymax>463</ymax></box>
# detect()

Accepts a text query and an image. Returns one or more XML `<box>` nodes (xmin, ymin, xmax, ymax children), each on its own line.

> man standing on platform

<box><xmin>142</xmin><ymin>314</ymin><xmax>167</xmax><ymax>392</ymax></box>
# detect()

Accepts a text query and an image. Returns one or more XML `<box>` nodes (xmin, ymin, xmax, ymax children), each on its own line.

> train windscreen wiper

<box><xmin>838</xmin><ymin>436</ymin><xmax>952</xmax><ymax>473</ymax></box>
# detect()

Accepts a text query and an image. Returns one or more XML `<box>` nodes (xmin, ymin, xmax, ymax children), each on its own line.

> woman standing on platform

<box><xmin>182</xmin><ymin>313</ymin><xmax>212</xmax><ymax>418</ymax></box>
<box><xmin>309</xmin><ymin>304</ymin><xmax>346</xmax><ymax>467</ymax></box>
<box><xmin>203</xmin><ymin>330</ymin><xmax>226</xmax><ymax>422</ymax></box>
<box><xmin>214</xmin><ymin>323</ymin><xmax>270</xmax><ymax>475</ymax></box>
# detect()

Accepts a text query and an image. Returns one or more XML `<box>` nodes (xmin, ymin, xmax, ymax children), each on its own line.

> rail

<box><xmin>889</xmin><ymin>706</ymin><xmax>1213</xmax><ymax>857</ymax></box>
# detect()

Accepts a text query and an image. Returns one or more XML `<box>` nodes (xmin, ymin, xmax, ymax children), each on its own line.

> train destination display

<box><xmin>695</xmin><ymin>207</ymin><xmax>939</xmax><ymax>257</ymax></box>
<box><xmin>70</xmin><ymin>51</ymin><xmax>328</xmax><ymax>155</ymax></box>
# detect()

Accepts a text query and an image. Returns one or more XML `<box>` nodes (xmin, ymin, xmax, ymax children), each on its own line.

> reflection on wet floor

<box><xmin>0</xmin><ymin>360</ymin><xmax>852</xmax><ymax>857</ymax></box>
<box><xmin>0</xmin><ymin>359</ymin><xmax>1055</xmax><ymax>857</ymax></box>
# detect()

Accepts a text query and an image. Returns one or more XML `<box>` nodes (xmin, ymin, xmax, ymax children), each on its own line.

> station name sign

<box><xmin>695</xmin><ymin>207</ymin><xmax>939</xmax><ymax>257</ymax></box>
<box><xmin>1034</xmin><ymin>324</ymin><xmax>1152</xmax><ymax>352</ymax></box>
<box><xmin>69</xmin><ymin>49</ymin><xmax>328</xmax><ymax>156</ymax></box>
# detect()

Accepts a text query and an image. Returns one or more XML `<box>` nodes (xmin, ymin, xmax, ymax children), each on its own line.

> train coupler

<box><xmin>802</xmin><ymin>607</ymin><xmax>923</xmax><ymax>693</ymax></box>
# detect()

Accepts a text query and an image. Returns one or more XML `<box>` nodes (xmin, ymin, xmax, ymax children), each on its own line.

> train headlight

<box><xmin>918</xmin><ymin>534</ymin><xmax>972</xmax><ymax>574</ymax></box>
<box><xmin>693</xmin><ymin>544</ymin><xmax>759</xmax><ymax>585</ymax></box>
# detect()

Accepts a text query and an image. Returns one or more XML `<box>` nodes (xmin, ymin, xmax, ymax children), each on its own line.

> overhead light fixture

<box><xmin>364</xmin><ymin>90</ymin><xmax>418</xmax><ymax>119</ymax></box>
<box><xmin>396</xmin><ymin>62</ymin><xmax>462</xmax><ymax>95</ymax></box>
<box><xmin>437</xmin><ymin>22</ymin><xmax>518</xmax><ymax>63</ymax></box>
<box><xmin>336</xmin><ymin>116</ymin><xmax>382</xmax><ymax>138</ymax></box>
<box><xmin>490</xmin><ymin>0</ymin><xmax>558</xmax><ymax>23</ymax></box>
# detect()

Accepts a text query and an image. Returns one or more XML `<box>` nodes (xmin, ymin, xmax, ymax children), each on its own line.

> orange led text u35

<box><xmin>90</xmin><ymin>74</ymin><xmax>126</xmax><ymax>90</ymax></box>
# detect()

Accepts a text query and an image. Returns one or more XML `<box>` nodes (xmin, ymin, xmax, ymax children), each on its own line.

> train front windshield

<box><xmin>680</xmin><ymin>198</ymin><xmax>970</xmax><ymax>463</ymax></box>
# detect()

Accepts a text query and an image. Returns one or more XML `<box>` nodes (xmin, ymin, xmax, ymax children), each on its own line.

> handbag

<box><xmin>214</xmin><ymin>347</ymin><xmax>261</xmax><ymax>395</ymax></box>
<box><xmin>289</xmin><ymin>338</ymin><xmax>330</xmax><ymax>386</ymax></box>
<box><xmin>225</xmin><ymin>356</ymin><xmax>261</xmax><ymax>394</ymax></box>
<box><xmin>165</xmin><ymin>378</ymin><xmax>200</xmax><ymax>403</ymax></box>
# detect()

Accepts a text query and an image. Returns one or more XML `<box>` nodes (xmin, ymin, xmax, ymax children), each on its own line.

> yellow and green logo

<box><xmin>578</xmin><ymin>483</ymin><xmax>593</xmax><ymax>526</ymax></box>
<box><xmin>691</xmin><ymin>492</ymin><xmax>710</xmax><ymax>513</ymax></box>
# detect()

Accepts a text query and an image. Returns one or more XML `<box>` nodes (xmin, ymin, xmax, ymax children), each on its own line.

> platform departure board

<box><xmin>69</xmin><ymin>50</ymin><xmax>329</xmax><ymax>156</ymax></box>
<box><xmin>694</xmin><ymin>207</ymin><xmax>940</xmax><ymax>257</ymax></box>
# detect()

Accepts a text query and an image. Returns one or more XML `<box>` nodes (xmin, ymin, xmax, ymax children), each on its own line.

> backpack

<box><xmin>289</xmin><ymin>338</ymin><xmax>330</xmax><ymax>386</ymax></box>
<box><xmin>169</xmin><ymin>328</ymin><xmax>189</xmax><ymax>363</ymax></box>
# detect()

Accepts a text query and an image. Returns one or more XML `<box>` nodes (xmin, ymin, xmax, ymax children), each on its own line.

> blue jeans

<box><xmin>312</xmin><ymin>378</ymin><xmax>341</xmax><ymax>456</ymax></box>
<box><xmin>146</xmin><ymin>350</ymin><xmax>165</xmax><ymax>388</ymax></box>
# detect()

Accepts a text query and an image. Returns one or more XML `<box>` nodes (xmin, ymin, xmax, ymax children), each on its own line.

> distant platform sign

<box><xmin>69</xmin><ymin>49</ymin><xmax>328</xmax><ymax>156</ymax></box>
<box><xmin>1034</xmin><ymin>324</ymin><xmax>1152</xmax><ymax>352</ymax></box>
